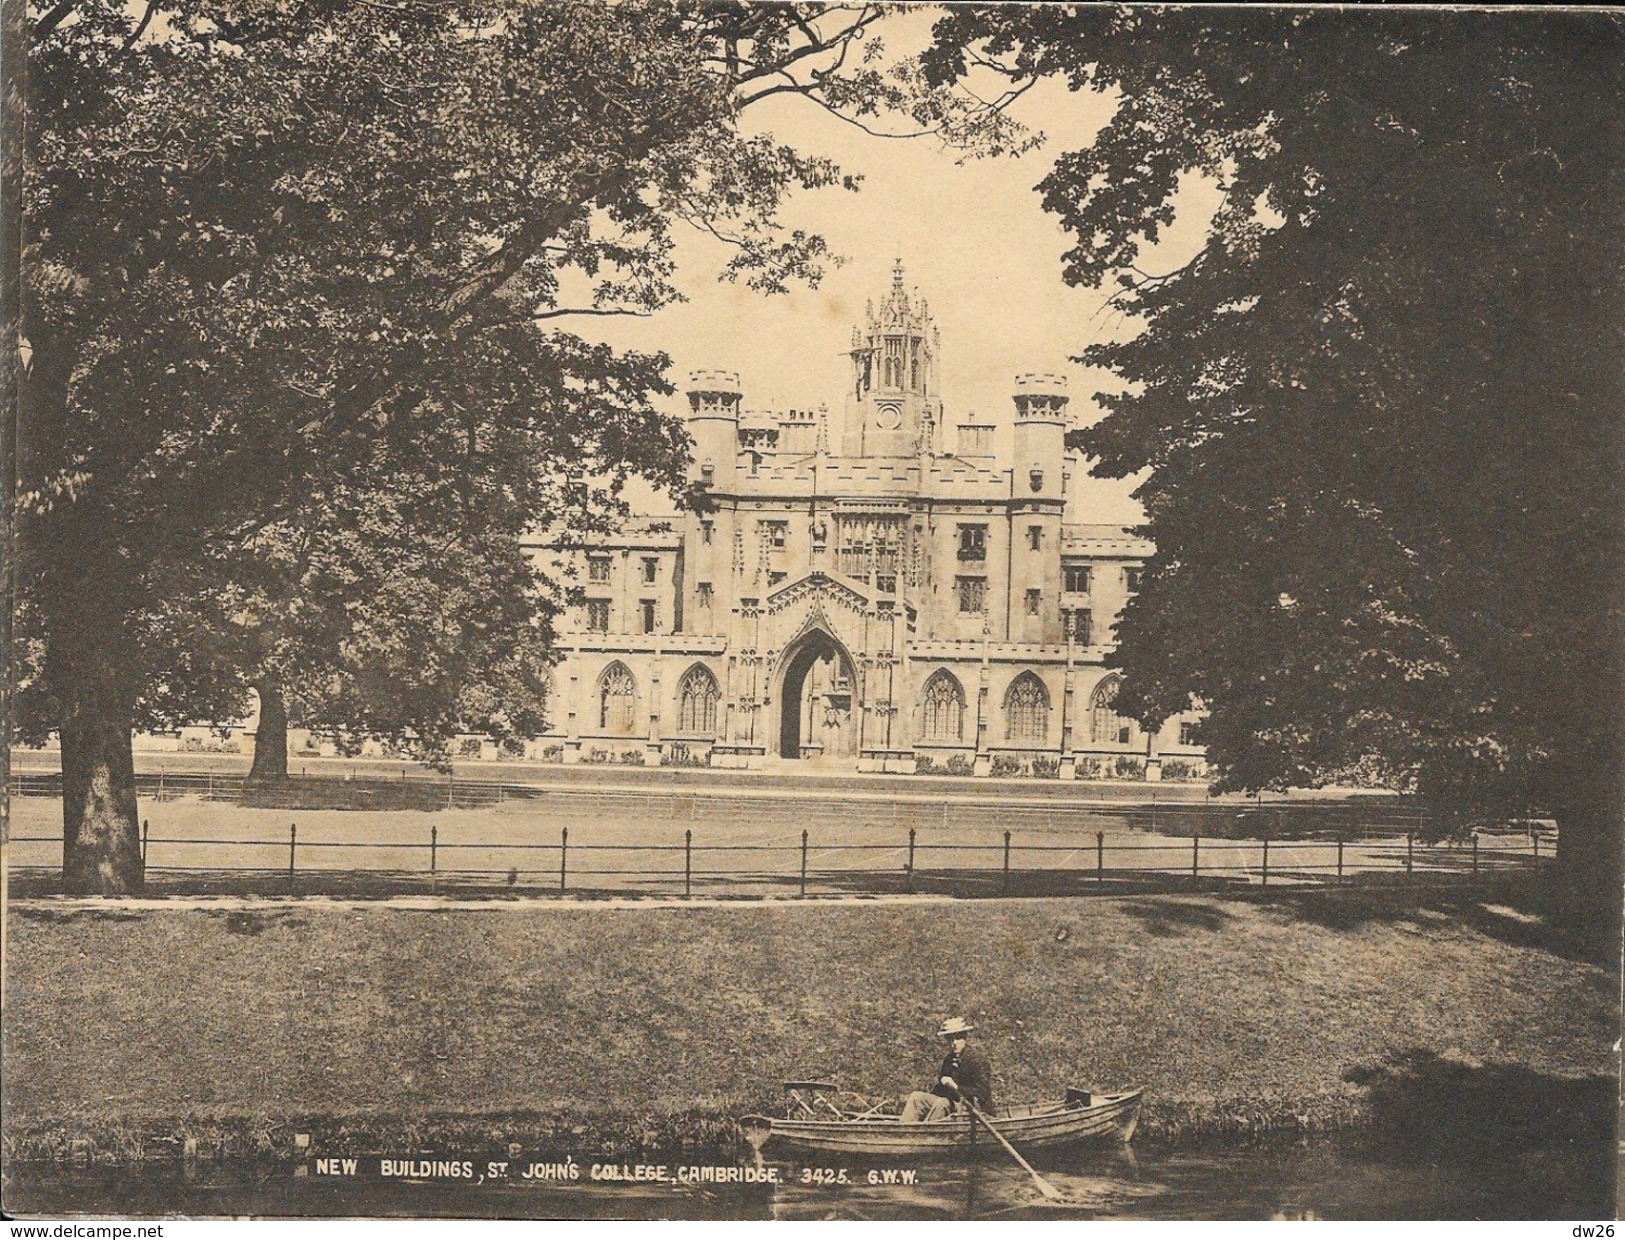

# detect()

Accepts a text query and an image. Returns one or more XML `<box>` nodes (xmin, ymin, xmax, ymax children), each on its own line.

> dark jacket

<box><xmin>933</xmin><ymin>1044</ymin><xmax>994</xmax><ymax>1112</ymax></box>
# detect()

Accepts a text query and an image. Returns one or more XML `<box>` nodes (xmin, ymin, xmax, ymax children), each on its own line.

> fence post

<box><xmin>141</xmin><ymin>819</ymin><xmax>150</xmax><ymax>865</ymax></box>
<box><xmin>1261</xmin><ymin>836</ymin><xmax>1269</xmax><ymax>888</ymax></box>
<box><xmin>1336</xmin><ymin>834</ymin><xmax>1344</xmax><ymax>883</ymax></box>
<box><xmin>907</xmin><ymin>828</ymin><xmax>916</xmax><ymax>893</ymax></box>
<box><xmin>560</xmin><ymin>827</ymin><xmax>568</xmax><ymax>892</ymax></box>
<box><xmin>208</xmin><ymin>772</ymin><xmax>214</xmax><ymax>800</ymax></box>
<box><xmin>1532</xmin><ymin>831</ymin><xmax>1540</xmax><ymax>864</ymax></box>
<box><xmin>684</xmin><ymin>829</ymin><xmax>693</xmax><ymax>898</ymax></box>
<box><xmin>1192</xmin><ymin>834</ymin><xmax>1200</xmax><ymax>883</ymax></box>
<box><xmin>1472</xmin><ymin>832</ymin><xmax>1479</xmax><ymax>874</ymax></box>
<box><xmin>430</xmin><ymin>824</ymin><xmax>438</xmax><ymax>890</ymax></box>
<box><xmin>1097</xmin><ymin>830</ymin><xmax>1105</xmax><ymax>886</ymax></box>
<box><xmin>1405</xmin><ymin>832</ymin><xmax>1414</xmax><ymax>876</ymax></box>
<box><xmin>800</xmin><ymin>829</ymin><xmax>809</xmax><ymax>898</ymax></box>
<box><xmin>158</xmin><ymin>770</ymin><xmax>165</xmax><ymax>801</ymax></box>
<box><xmin>1002</xmin><ymin>830</ymin><xmax>1011</xmax><ymax>896</ymax></box>
<box><xmin>288</xmin><ymin>823</ymin><xmax>297</xmax><ymax>893</ymax></box>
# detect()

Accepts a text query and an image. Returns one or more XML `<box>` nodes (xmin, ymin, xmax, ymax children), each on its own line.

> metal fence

<box><xmin>7</xmin><ymin>816</ymin><xmax>1553</xmax><ymax>898</ymax></box>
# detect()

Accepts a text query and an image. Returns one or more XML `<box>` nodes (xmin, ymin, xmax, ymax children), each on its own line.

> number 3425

<box><xmin>800</xmin><ymin>1167</ymin><xmax>851</xmax><ymax>1185</ymax></box>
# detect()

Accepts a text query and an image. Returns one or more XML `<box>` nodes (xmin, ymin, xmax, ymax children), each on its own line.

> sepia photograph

<box><xmin>1</xmin><ymin>0</ymin><xmax>1620</xmax><ymax>1226</ymax></box>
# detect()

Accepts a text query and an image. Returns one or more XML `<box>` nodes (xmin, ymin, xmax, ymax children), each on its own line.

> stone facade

<box><xmin>527</xmin><ymin>265</ymin><xmax>1204</xmax><ymax>778</ymax></box>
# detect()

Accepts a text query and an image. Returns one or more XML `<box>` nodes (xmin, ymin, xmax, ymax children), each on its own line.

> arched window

<box><xmin>677</xmin><ymin>665</ymin><xmax>720</xmax><ymax>736</ymax></box>
<box><xmin>1004</xmin><ymin>672</ymin><xmax>1050</xmax><ymax>744</ymax></box>
<box><xmin>921</xmin><ymin>670</ymin><xmax>965</xmax><ymax>743</ymax></box>
<box><xmin>598</xmin><ymin>662</ymin><xmax>637</xmax><ymax>734</ymax></box>
<box><xmin>1090</xmin><ymin>674</ymin><xmax>1137</xmax><ymax>746</ymax></box>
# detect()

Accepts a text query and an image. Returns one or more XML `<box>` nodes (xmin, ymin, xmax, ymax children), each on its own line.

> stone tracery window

<box><xmin>676</xmin><ymin>665</ymin><xmax>719</xmax><ymax>736</ymax></box>
<box><xmin>956</xmin><ymin>576</ymin><xmax>986</xmax><ymax>614</ymax></box>
<box><xmin>1004</xmin><ymin>672</ymin><xmax>1050</xmax><ymax>744</ymax></box>
<box><xmin>1089</xmin><ymin>674</ymin><xmax>1137</xmax><ymax>746</ymax></box>
<box><xmin>921</xmin><ymin>670</ymin><xmax>966</xmax><ymax>743</ymax></box>
<box><xmin>598</xmin><ymin>661</ymin><xmax>637</xmax><ymax>734</ymax></box>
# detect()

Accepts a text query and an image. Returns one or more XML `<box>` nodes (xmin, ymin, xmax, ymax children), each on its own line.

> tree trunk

<box><xmin>1551</xmin><ymin>801</ymin><xmax>1622</xmax><ymax>940</ymax></box>
<box><xmin>58</xmin><ymin>656</ymin><xmax>144</xmax><ymax>895</ymax></box>
<box><xmin>1543</xmin><ymin>729</ymin><xmax>1623</xmax><ymax>938</ymax></box>
<box><xmin>247</xmin><ymin>680</ymin><xmax>290</xmax><ymax>784</ymax></box>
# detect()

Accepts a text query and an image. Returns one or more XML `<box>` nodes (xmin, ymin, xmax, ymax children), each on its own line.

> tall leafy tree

<box><xmin>924</xmin><ymin>7</ymin><xmax>1624</xmax><ymax>920</ymax></box>
<box><xmin>16</xmin><ymin>0</ymin><xmax>1018</xmax><ymax>892</ymax></box>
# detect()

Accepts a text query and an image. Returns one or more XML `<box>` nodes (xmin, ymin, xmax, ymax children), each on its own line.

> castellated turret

<box><xmin>685</xmin><ymin>370</ymin><xmax>742</xmax><ymax>487</ymax></box>
<box><xmin>1012</xmin><ymin>373</ymin><xmax>1070</xmax><ymax>500</ymax></box>
<box><xmin>1013</xmin><ymin>372</ymin><xmax>1070</xmax><ymax>419</ymax></box>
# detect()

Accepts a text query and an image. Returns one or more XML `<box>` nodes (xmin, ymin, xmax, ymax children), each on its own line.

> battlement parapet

<box><xmin>1013</xmin><ymin>373</ymin><xmax>1071</xmax><ymax>422</ymax></box>
<box><xmin>688</xmin><ymin>369</ymin><xmax>741</xmax><ymax>393</ymax></box>
<box><xmin>1014</xmin><ymin>372</ymin><xmax>1069</xmax><ymax>394</ymax></box>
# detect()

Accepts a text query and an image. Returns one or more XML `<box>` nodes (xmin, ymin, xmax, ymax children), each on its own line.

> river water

<box><xmin>4</xmin><ymin>1135</ymin><xmax>1612</xmax><ymax>1221</ymax></box>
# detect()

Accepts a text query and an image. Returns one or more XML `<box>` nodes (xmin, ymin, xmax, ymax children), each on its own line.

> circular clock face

<box><xmin>875</xmin><ymin>402</ymin><xmax>903</xmax><ymax>430</ymax></box>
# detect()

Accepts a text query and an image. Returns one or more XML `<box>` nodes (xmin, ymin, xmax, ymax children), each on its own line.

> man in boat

<box><xmin>899</xmin><ymin>1017</ymin><xmax>993</xmax><ymax>1122</ymax></box>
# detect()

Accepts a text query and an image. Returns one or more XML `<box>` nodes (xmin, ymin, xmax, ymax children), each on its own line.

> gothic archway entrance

<box><xmin>776</xmin><ymin>630</ymin><xmax>857</xmax><ymax>760</ymax></box>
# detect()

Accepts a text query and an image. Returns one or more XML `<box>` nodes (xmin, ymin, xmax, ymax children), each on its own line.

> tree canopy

<box><xmin>16</xmin><ymin>0</ymin><xmax>1016</xmax><ymax>891</ymax></box>
<box><xmin>924</xmin><ymin>7</ymin><xmax>1624</xmax><ymax>910</ymax></box>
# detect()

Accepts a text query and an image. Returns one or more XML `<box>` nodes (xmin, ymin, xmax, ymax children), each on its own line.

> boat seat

<box><xmin>850</xmin><ymin>1099</ymin><xmax>895</xmax><ymax>1120</ymax></box>
<box><xmin>783</xmin><ymin>1080</ymin><xmax>844</xmax><ymax>1119</ymax></box>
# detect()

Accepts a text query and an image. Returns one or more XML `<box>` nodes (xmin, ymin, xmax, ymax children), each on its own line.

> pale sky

<box><xmin>586</xmin><ymin>7</ymin><xmax>1216</xmax><ymax>525</ymax></box>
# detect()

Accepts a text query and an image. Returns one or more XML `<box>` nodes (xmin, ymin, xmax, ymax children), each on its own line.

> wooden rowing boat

<box><xmin>739</xmin><ymin>1086</ymin><xmax>1143</xmax><ymax>1159</ymax></box>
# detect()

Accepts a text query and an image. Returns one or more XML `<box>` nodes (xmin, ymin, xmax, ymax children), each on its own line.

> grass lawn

<box><xmin>3</xmin><ymin>886</ymin><xmax>1615</xmax><ymax>1163</ymax></box>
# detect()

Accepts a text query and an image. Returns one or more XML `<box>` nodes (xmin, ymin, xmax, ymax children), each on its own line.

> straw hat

<box><xmin>936</xmin><ymin>1016</ymin><xmax>976</xmax><ymax>1038</ymax></box>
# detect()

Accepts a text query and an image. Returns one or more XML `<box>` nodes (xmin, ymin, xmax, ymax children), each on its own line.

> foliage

<box><xmin>16</xmin><ymin>0</ymin><xmax>1018</xmax><ymax>888</ymax></box>
<box><xmin>923</xmin><ymin>10</ymin><xmax>1624</xmax><ymax>894</ymax></box>
<box><xmin>1160</xmin><ymin>759</ymin><xmax>1205</xmax><ymax>784</ymax></box>
<box><xmin>16</xmin><ymin>0</ymin><xmax>819</xmax><ymax>747</ymax></box>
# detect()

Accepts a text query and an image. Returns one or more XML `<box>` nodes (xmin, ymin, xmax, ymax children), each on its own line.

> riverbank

<box><xmin>3</xmin><ymin>888</ymin><xmax>1615</xmax><ymax>1165</ymax></box>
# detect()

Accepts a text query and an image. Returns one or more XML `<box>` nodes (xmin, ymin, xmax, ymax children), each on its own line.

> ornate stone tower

<box><xmin>1012</xmin><ymin>372</ymin><xmax>1069</xmax><ymax>500</ymax></box>
<box><xmin>685</xmin><ymin>370</ymin><xmax>742</xmax><ymax>489</ymax></box>
<box><xmin>841</xmin><ymin>260</ymin><xmax>944</xmax><ymax>458</ymax></box>
<box><xmin>1011</xmin><ymin>373</ymin><xmax>1070</xmax><ymax>643</ymax></box>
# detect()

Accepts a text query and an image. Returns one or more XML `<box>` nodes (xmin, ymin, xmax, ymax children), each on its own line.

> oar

<box><xmin>966</xmin><ymin>1102</ymin><xmax>1065</xmax><ymax>1202</ymax></box>
<box><xmin>737</xmin><ymin>1114</ymin><xmax>773</xmax><ymax>1172</ymax></box>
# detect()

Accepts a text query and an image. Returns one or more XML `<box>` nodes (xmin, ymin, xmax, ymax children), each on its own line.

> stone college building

<box><xmin>530</xmin><ymin>264</ymin><xmax>1204</xmax><ymax>779</ymax></box>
